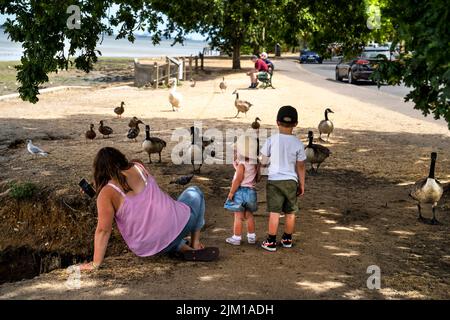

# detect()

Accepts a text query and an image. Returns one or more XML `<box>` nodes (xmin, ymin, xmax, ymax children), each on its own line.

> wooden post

<box><xmin>154</xmin><ymin>62</ymin><xmax>158</xmax><ymax>89</ymax></box>
<box><xmin>195</xmin><ymin>56</ymin><xmax>198</xmax><ymax>72</ymax></box>
<box><xmin>189</xmin><ymin>55</ymin><xmax>193</xmax><ymax>78</ymax></box>
<box><xmin>166</xmin><ymin>57</ymin><xmax>171</xmax><ymax>86</ymax></box>
<box><xmin>182</xmin><ymin>57</ymin><xmax>187</xmax><ymax>81</ymax></box>
<box><xmin>200</xmin><ymin>53</ymin><xmax>204</xmax><ymax>71</ymax></box>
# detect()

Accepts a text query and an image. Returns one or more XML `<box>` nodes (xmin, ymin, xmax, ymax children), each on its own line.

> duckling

<box><xmin>318</xmin><ymin>108</ymin><xmax>334</xmax><ymax>142</ymax></box>
<box><xmin>98</xmin><ymin>120</ymin><xmax>113</xmax><ymax>138</ymax></box>
<box><xmin>142</xmin><ymin>125</ymin><xmax>166</xmax><ymax>163</ymax></box>
<box><xmin>305</xmin><ymin>131</ymin><xmax>331</xmax><ymax>174</ymax></box>
<box><xmin>190</xmin><ymin>78</ymin><xmax>197</xmax><ymax>88</ymax></box>
<box><xmin>127</xmin><ymin>120</ymin><xmax>144</xmax><ymax>142</ymax></box>
<box><xmin>232</xmin><ymin>90</ymin><xmax>252</xmax><ymax>118</ymax></box>
<box><xmin>85</xmin><ymin>124</ymin><xmax>96</xmax><ymax>141</ymax></box>
<box><xmin>114</xmin><ymin>101</ymin><xmax>125</xmax><ymax>118</ymax></box>
<box><xmin>128</xmin><ymin>116</ymin><xmax>142</xmax><ymax>128</ymax></box>
<box><xmin>251</xmin><ymin>117</ymin><xmax>261</xmax><ymax>130</ymax></box>
<box><xmin>409</xmin><ymin>152</ymin><xmax>444</xmax><ymax>224</ymax></box>
<box><xmin>219</xmin><ymin>77</ymin><xmax>227</xmax><ymax>93</ymax></box>
<box><xmin>169</xmin><ymin>79</ymin><xmax>183</xmax><ymax>111</ymax></box>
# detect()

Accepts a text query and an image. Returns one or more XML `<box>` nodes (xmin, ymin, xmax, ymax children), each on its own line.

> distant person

<box><xmin>246</xmin><ymin>55</ymin><xmax>268</xmax><ymax>89</ymax></box>
<box><xmin>260</xmin><ymin>52</ymin><xmax>274</xmax><ymax>71</ymax></box>
<box><xmin>79</xmin><ymin>147</ymin><xmax>218</xmax><ymax>271</ymax></box>
<box><xmin>259</xmin><ymin>106</ymin><xmax>307</xmax><ymax>252</ymax></box>
<box><xmin>224</xmin><ymin>135</ymin><xmax>260</xmax><ymax>246</ymax></box>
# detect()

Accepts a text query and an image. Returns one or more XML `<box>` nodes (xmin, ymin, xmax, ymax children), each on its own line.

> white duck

<box><xmin>169</xmin><ymin>79</ymin><xmax>183</xmax><ymax>111</ymax></box>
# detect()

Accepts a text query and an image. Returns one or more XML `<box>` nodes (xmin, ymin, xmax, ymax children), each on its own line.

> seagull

<box><xmin>170</xmin><ymin>174</ymin><xmax>194</xmax><ymax>186</ymax></box>
<box><xmin>27</xmin><ymin>140</ymin><xmax>49</xmax><ymax>157</ymax></box>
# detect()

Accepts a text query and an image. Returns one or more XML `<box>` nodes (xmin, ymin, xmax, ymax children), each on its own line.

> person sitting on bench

<box><xmin>247</xmin><ymin>55</ymin><xmax>268</xmax><ymax>89</ymax></box>
<box><xmin>260</xmin><ymin>52</ymin><xmax>274</xmax><ymax>71</ymax></box>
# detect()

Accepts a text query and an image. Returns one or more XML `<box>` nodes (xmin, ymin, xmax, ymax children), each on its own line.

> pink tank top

<box><xmin>108</xmin><ymin>164</ymin><xmax>190</xmax><ymax>257</ymax></box>
<box><xmin>233</xmin><ymin>159</ymin><xmax>257</xmax><ymax>188</ymax></box>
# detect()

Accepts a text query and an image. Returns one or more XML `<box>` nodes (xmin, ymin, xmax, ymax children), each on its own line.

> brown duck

<box><xmin>251</xmin><ymin>117</ymin><xmax>261</xmax><ymax>130</ymax></box>
<box><xmin>85</xmin><ymin>124</ymin><xmax>96</xmax><ymax>141</ymax></box>
<box><xmin>114</xmin><ymin>101</ymin><xmax>125</xmax><ymax>118</ymax></box>
<box><xmin>127</xmin><ymin>120</ymin><xmax>144</xmax><ymax>142</ymax></box>
<box><xmin>99</xmin><ymin>120</ymin><xmax>113</xmax><ymax>138</ymax></box>
<box><xmin>128</xmin><ymin>117</ymin><xmax>138</xmax><ymax>128</ymax></box>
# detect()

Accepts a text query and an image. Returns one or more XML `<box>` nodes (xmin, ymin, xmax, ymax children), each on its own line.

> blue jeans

<box><xmin>161</xmin><ymin>186</ymin><xmax>205</xmax><ymax>253</ymax></box>
<box><xmin>224</xmin><ymin>186</ymin><xmax>257</xmax><ymax>212</ymax></box>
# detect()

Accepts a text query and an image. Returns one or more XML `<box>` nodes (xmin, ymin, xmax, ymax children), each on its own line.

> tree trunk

<box><xmin>232</xmin><ymin>42</ymin><xmax>241</xmax><ymax>69</ymax></box>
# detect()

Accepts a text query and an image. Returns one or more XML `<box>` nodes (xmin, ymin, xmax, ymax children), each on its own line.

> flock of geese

<box><xmin>167</xmin><ymin>76</ymin><xmax>254</xmax><ymax>119</ymax></box>
<box><xmin>26</xmin><ymin>75</ymin><xmax>445</xmax><ymax>224</ymax></box>
<box><xmin>83</xmin><ymin>102</ymin><xmax>167</xmax><ymax>165</ymax></box>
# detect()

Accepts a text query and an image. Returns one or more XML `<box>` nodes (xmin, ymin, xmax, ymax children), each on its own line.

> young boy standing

<box><xmin>260</xmin><ymin>105</ymin><xmax>306</xmax><ymax>251</ymax></box>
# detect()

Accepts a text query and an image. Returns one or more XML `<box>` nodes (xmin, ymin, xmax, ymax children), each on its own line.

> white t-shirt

<box><xmin>260</xmin><ymin>133</ymin><xmax>306</xmax><ymax>182</ymax></box>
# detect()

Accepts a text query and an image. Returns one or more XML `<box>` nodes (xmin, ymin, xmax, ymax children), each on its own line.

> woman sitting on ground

<box><xmin>80</xmin><ymin>147</ymin><xmax>218</xmax><ymax>271</ymax></box>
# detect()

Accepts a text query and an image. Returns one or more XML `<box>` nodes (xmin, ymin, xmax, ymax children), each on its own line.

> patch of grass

<box><xmin>0</xmin><ymin>61</ymin><xmax>20</xmax><ymax>96</ymax></box>
<box><xmin>9</xmin><ymin>182</ymin><xmax>37</xmax><ymax>200</ymax></box>
<box><xmin>0</xmin><ymin>57</ymin><xmax>135</xmax><ymax>96</ymax></box>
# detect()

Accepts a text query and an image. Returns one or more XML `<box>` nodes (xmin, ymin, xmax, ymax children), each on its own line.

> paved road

<box><xmin>275</xmin><ymin>58</ymin><xmax>447</xmax><ymax>129</ymax></box>
<box><xmin>299</xmin><ymin>60</ymin><xmax>412</xmax><ymax>98</ymax></box>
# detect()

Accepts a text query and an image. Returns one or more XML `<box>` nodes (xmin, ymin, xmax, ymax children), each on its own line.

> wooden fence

<box><xmin>134</xmin><ymin>55</ymin><xmax>205</xmax><ymax>88</ymax></box>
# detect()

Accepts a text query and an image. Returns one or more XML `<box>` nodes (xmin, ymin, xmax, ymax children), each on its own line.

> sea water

<box><xmin>0</xmin><ymin>30</ymin><xmax>216</xmax><ymax>61</ymax></box>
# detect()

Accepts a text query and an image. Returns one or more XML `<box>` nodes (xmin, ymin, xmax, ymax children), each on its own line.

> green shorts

<box><xmin>266</xmin><ymin>180</ymin><xmax>299</xmax><ymax>214</ymax></box>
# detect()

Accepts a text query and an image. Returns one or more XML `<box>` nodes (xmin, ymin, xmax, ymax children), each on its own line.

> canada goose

<box><xmin>232</xmin><ymin>90</ymin><xmax>252</xmax><ymax>118</ymax></box>
<box><xmin>305</xmin><ymin>131</ymin><xmax>331</xmax><ymax>174</ymax></box>
<box><xmin>190</xmin><ymin>126</ymin><xmax>214</xmax><ymax>149</ymax></box>
<box><xmin>219</xmin><ymin>77</ymin><xmax>227</xmax><ymax>92</ymax></box>
<box><xmin>142</xmin><ymin>125</ymin><xmax>166</xmax><ymax>163</ymax></box>
<box><xmin>190</xmin><ymin>78</ymin><xmax>196</xmax><ymax>87</ymax></box>
<box><xmin>169</xmin><ymin>80</ymin><xmax>183</xmax><ymax>111</ymax></box>
<box><xmin>128</xmin><ymin>117</ymin><xmax>142</xmax><ymax>128</ymax></box>
<box><xmin>409</xmin><ymin>152</ymin><xmax>444</xmax><ymax>224</ymax></box>
<box><xmin>26</xmin><ymin>140</ymin><xmax>49</xmax><ymax>157</ymax></box>
<box><xmin>187</xmin><ymin>134</ymin><xmax>204</xmax><ymax>174</ymax></box>
<box><xmin>127</xmin><ymin>120</ymin><xmax>144</xmax><ymax>142</ymax></box>
<box><xmin>318</xmin><ymin>108</ymin><xmax>334</xmax><ymax>142</ymax></box>
<box><xmin>251</xmin><ymin>117</ymin><xmax>261</xmax><ymax>130</ymax></box>
<box><xmin>99</xmin><ymin>120</ymin><xmax>113</xmax><ymax>138</ymax></box>
<box><xmin>85</xmin><ymin>124</ymin><xmax>96</xmax><ymax>141</ymax></box>
<box><xmin>114</xmin><ymin>101</ymin><xmax>125</xmax><ymax>118</ymax></box>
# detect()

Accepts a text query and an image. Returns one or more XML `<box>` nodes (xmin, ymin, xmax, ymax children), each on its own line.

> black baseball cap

<box><xmin>277</xmin><ymin>105</ymin><xmax>298</xmax><ymax>124</ymax></box>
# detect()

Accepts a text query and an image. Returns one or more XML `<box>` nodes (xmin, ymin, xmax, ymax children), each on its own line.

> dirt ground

<box><xmin>0</xmin><ymin>57</ymin><xmax>449</xmax><ymax>299</ymax></box>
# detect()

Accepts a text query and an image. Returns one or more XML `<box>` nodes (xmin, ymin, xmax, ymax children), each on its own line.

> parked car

<box><xmin>335</xmin><ymin>47</ymin><xmax>393</xmax><ymax>84</ymax></box>
<box><xmin>299</xmin><ymin>50</ymin><xmax>323</xmax><ymax>64</ymax></box>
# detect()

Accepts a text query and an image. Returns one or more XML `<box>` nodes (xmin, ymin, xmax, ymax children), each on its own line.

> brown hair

<box><xmin>93</xmin><ymin>147</ymin><xmax>133</xmax><ymax>194</ymax></box>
